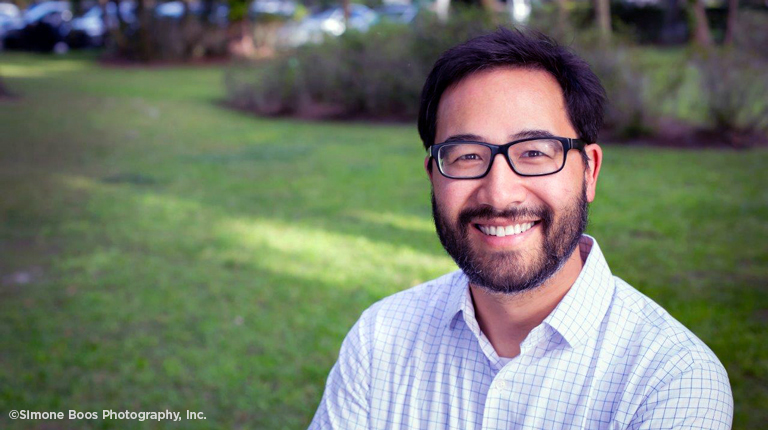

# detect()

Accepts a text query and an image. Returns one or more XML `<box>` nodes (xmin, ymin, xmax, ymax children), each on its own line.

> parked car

<box><xmin>278</xmin><ymin>3</ymin><xmax>378</xmax><ymax>47</ymax></box>
<box><xmin>249</xmin><ymin>0</ymin><xmax>296</xmax><ymax>19</ymax></box>
<box><xmin>0</xmin><ymin>2</ymin><xmax>22</xmax><ymax>48</ymax></box>
<box><xmin>3</xmin><ymin>1</ymin><xmax>73</xmax><ymax>52</ymax></box>
<box><xmin>68</xmin><ymin>1</ymin><xmax>137</xmax><ymax>48</ymax></box>
<box><xmin>155</xmin><ymin>1</ymin><xmax>229</xmax><ymax>26</ymax></box>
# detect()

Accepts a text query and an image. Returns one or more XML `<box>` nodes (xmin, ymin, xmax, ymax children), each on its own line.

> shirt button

<box><xmin>494</xmin><ymin>380</ymin><xmax>507</xmax><ymax>390</ymax></box>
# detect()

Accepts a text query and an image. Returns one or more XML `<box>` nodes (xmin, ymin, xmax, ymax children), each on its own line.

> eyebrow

<box><xmin>512</xmin><ymin>129</ymin><xmax>555</xmax><ymax>140</ymax></box>
<box><xmin>443</xmin><ymin>133</ymin><xmax>484</xmax><ymax>143</ymax></box>
<box><xmin>442</xmin><ymin>129</ymin><xmax>556</xmax><ymax>144</ymax></box>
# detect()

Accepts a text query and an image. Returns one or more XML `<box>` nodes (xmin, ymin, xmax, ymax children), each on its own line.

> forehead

<box><xmin>435</xmin><ymin>67</ymin><xmax>575</xmax><ymax>143</ymax></box>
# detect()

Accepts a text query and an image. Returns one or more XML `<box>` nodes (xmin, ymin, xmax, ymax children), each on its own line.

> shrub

<box><xmin>103</xmin><ymin>10</ymin><xmax>228</xmax><ymax>62</ymax></box>
<box><xmin>224</xmin><ymin>8</ymin><xmax>767</xmax><ymax>147</ymax></box>
<box><xmin>569</xmin><ymin>32</ymin><xmax>655</xmax><ymax>139</ymax></box>
<box><xmin>224</xmin><ymin>57</ymin><xmax>301</xmax><ymax>115</ymax></box>
<box><xmin>732</xmin><ymin>11</ymin><xmax>768</xmax><ymax>61</ymax></box>
<box><xmin>150</xmin><ymin>18</ymin><xmax>229</xmax><ymax>61</ymax></box>
<box><xmin>225</xmin><ymin>9</ymin><xmax>660</xmax><ymax>139</ymax></box>
<box><xmin>695</xmin><ymin>49</ymin><xmax>768</xmax><ymax>146</ymax></box>
<box><xmin>224</xmin><ymin>8</ymin><xmax>498</xmax><ymax>119</ymax></box>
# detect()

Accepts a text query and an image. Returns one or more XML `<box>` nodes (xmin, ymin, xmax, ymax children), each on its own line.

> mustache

<box><xmin>458</xmin><ymin>205</ymin><xmax>553</xmax><ymax>227</ymax></box>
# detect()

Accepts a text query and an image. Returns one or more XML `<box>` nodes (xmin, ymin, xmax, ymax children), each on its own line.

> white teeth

<box><xmin>478</xmin><ymin>222</ymin><xmax>535</xmax><ymax>237</ymax></box>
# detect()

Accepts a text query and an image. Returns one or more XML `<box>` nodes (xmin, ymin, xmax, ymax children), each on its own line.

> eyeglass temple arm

<box><xmin>567</xmin><ymin>138</ymin><xmax>588</xmax><ymax>151</ymax></box>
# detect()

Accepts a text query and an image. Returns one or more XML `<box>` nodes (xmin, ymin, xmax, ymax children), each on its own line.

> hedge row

<box><xmin>224</xmin><ymin>9</ymin><xmax>768</xmax><ymax>146</ymax></box>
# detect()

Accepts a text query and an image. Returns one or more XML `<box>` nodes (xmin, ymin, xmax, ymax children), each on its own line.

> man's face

<box><xmin>427</xmin><ymin>67</ymin><xmax>601</xmax><ymax>294</ymax></box>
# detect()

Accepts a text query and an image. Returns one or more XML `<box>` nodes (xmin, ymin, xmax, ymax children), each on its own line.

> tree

<box><xmin>689</xmin><ymin>0</ymin><xmax>713</xmax><ymax>47</ymax></box>
<box><xmin>594</xmin><ymin>0</ymin><xmax>611</xmax><ymax>41</ymax></box>
<box><xmin>724</xmin><ymin>0</ymin><xmax>738</xmax><ymax>44</ymax></box>
<box><xmin>135</xmin><ymin>0</ymin><xmax>158</xmax><ymax>61</ymax></box>
<box><xmin>479</xmin><ymin>0</ymin><xmax>503</xmax><ymax>13</ymax></box>
<box><xmin>99</xmin><ymin>0</ymin><xmax>131</xmax><ymax>57</ymax></box>
<box><xmin>442</xmin><ymin>0</ymin><xmax>504</xmax><ymax>22</ymax></box>
<box><xmin>556</xmin><ymin>0</ymin><xmax>569</xmax><ymax>34</ymax></box>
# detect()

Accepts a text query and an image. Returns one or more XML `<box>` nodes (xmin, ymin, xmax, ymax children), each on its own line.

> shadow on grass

<box><xmin>3</xmin><ymin>172</ymin><xmax>420</xmax><ymax>428</ymax></box>
<box><xmin>1</xmin><ymin>247</ymin><xmax>375</xmax><ymax>429</ymax></box>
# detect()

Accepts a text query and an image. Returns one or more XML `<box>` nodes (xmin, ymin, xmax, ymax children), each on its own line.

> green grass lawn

<box><xmin>0</xmin><ymin>53</ymin><xmax>766</xmax><ymax>429</ymax></box>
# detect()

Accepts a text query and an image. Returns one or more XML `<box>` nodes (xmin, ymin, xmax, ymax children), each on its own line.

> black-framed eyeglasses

<box><xmin>429</xmin><ymin>136</ymin><xmax>587</xmax><ymax>179</ymax></box>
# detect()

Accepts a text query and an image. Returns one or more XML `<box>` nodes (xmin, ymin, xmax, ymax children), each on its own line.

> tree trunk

<box><xmin>480</xmin><ymin>0</ymin><xmax>502</xmax><ymax>13</ymax></box>
<box><xmin>99</xmin><ymin>0</ymin><xmax>130</xmax><ymax>55</ymax></box>
<box><xmin>181</xmin><ymin>0</ymin><xmax>201</xmax><ymax>60</ymax></box>
<box><xmin>556</xmin><ymin>0</ymin><xmax>569</xmax><ymax>33</ymax></box>
<box><xmin>594</xmin><ymin>0</ymin><xmax>611</xmax><ymax>41</ymax></box>
<box><xmin>342</xmin><ymin>0</ymin><xmax>350</xmax><ymax>28</ymax></box>
<box><xmin>724</xmin><ymin>0</ymin><xmax>738</xmax><ymax>44</ymax></box>
<box><xmin>136</xmin><ymin>0</ymin><xmax>157</xmax><ymax>62</ymax></box>
<box><xmin>690</xmin><ymin>0</ymin><xmax>713</xmax><ymax>47</ymax></box>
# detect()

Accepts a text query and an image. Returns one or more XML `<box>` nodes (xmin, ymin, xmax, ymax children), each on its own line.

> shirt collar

<box><xmin>542</xmin><ymin>235</ymin><xmax>615</xmax><ymax>348</ymax></box>
<box><xmin>443</xmin><ymin>235</ymin><xmax>615</xmax><ymax>349</ymax></box>
<box><xmin>443</xmin><ymin>270</ymin><xmax>469</xmax><ymax>329</ymax></box>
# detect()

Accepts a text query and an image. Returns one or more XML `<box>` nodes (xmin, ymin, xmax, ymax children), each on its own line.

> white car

<box><xmin>279</xmin><ymin>3</ymin><xmax>378</xmax><ymax>47</ymax></box>
<box><xmin>155</xmin><ymin>1</ymin><xmax>229</xmax><ymax>26</ymax></box>
<box><xmin>0</xmin><ymin>2</ymin><xmax>22</xmax><ymax>47</ymax></box>
<box><xmin>69</xmin><ymin>1</ymin><xmax>137</xmax><ymax>47</ymax></box>
<box><xmin>249</xmin><ymin>0</ymin><xmax>296</xmax><ymax>18</ymax></box>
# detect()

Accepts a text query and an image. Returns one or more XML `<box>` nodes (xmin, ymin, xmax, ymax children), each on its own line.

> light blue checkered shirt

<box><xmin>309</xmin><ymin>236</ymin><xmax>733</xmax><ymax>429</ymax></box>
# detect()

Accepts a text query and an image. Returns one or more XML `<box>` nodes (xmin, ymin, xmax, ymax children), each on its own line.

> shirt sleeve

<box><xmin>308</xmin><ymin>315</ymin><xmax>371</xmax><ymax>430</ymax></box>
<box><xmin>627</xmin><ymin>360</ymin><xmax>734</xmax><ymax>430</ymax></box>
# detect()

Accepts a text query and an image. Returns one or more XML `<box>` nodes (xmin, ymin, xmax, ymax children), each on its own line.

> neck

<box><xmin>470</xmin><ymin>241</ymin><xmax>586</xmax><ymax>358</ymax></box>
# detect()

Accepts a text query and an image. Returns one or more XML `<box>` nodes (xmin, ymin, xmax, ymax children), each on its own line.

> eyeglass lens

<box><xmin>437</xmin><ymin>139</ymin><xmax>565</xmax><ymax>177</ymax></box>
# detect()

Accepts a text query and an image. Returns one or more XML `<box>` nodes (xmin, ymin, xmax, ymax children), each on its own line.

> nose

<box><xmin>475</xmin><ymin>153</ymin><xmax>528</xmax><ymax>209</ymax></box>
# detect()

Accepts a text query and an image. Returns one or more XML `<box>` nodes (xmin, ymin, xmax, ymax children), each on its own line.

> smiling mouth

<box><xmin>474</xmin><ymin>221</ymin><xmax>539</xmax><ymax>238</ymax></box>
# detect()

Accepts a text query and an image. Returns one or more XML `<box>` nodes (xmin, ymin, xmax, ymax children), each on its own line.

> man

<box><xmin>309</xmin><ymin>28</ymin><xmax>733</xmax><ymax>429</ymax></box>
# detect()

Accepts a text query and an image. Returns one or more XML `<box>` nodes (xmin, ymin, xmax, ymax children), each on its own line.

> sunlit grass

<box><xmin>0</xmin><ymin>60</ymin><xmax>88</xmax><ymax>78</ymax></box>
<box><xmin>0</xmin><ymin>52</ymin><xmax>766</xmax><ymax>429</ymax></box>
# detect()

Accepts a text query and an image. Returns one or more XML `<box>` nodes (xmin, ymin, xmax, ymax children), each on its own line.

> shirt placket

<box><xmin>481</xmin><ymin>325</ymin><xmax>551</xmax><ymax>429</ymax></box>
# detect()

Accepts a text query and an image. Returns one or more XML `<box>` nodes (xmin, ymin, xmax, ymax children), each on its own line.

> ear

<box><xmin>583</xmin><ymin>144</ymin><xmax>603</xmax><ymax>203</ymax></box>
<box><xmin>424</xmin><ymin>156</ymin><xmax>434</xmax><ymax>180</ymax></box>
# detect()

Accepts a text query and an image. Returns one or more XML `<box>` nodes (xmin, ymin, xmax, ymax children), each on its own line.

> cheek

<box><xmin>526</xmin><ymin>175</ymin><xmax>564</xmax><ymax>197</ymax></box>
<box><xmin>536</xmin><ymin>167</ymin><xmax>584</xmax><ymax>206</ymax></box>
<box><xmin>434</xmin><ymin>180</ymin><xmax>475</xmax><ymax>214</ymax></box>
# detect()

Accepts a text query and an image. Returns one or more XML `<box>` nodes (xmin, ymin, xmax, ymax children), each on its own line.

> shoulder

<box><xmin>610</xmin><ymin>277</ymin><xmax>722</xmax><ymax>366</ymax></box>
<box><xmin>362</xmin><ymin>269</ymin><xmax>463</xmax><ymax>326</ymax></box>
<box><xmin>600</xmin><ymin>278</ymin><xmax>733</xmax><ymax>427</ymax></box>
<box><xmin>355</xmin><ymin>270</ymin><xmax>463</xmax><ymax>347</ymax></box>
<box><xmin>606</xmin><ymin>277</ymin><xmax>732</xmax><ymax>397</ymax></box>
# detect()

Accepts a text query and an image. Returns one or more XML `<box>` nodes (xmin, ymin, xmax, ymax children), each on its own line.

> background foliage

<box><xmin>224</xmin><ymin>8</ymin><xmax>768</xmax><ymax>145</ymax></box>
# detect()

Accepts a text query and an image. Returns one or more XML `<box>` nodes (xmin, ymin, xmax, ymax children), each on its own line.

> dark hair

<box><xmin>418</xmin><ymin>27</ymin><xmax>606</xmax><ymax>151</ymax></box>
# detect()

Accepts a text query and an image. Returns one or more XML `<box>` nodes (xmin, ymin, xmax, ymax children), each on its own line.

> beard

<box><xmin>431</xmin><ymin>181</ymin><xmax>589</xmax><ymax>295</ymax></box>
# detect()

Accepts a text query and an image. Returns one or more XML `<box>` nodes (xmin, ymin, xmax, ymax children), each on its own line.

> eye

<box><xmin>447</xmin><ymin>151</ymin><xmax>485</xmax><ymax>164</ymax></box>
<box><xmin>521</xmin><ymin>150</ymin><xmax>547</xmax><ymax>158</ymax></box>
<box><xmin>456</xmin><ymin>153</ymin><xmax>482</xmax><ymax>161</ymax></box>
